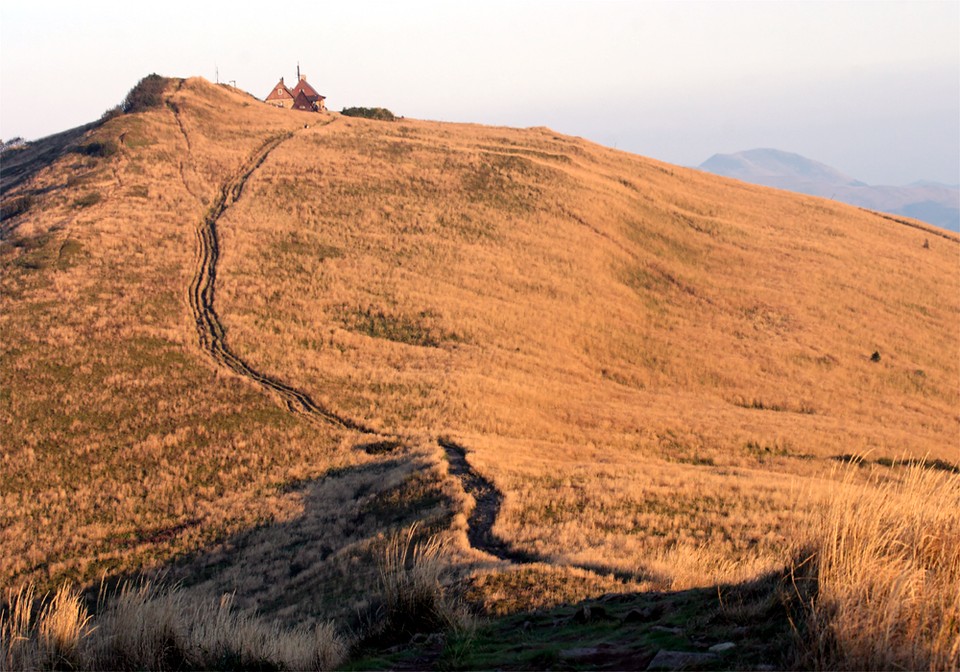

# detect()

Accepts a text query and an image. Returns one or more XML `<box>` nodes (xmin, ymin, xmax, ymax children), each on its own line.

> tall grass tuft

<box><xmin>1</xmin><ymin>580</ymin><xmax>347</xmax><ymax>671</ymax></box>
<box><xmin>1</xmin><ymin>583</ymin><xmax>93</xmax><ymax>670</ymax></box>
<box><xmin>374</xmin><ymin>524</ymin><xmax>471</xmax><ymax>642</ymax></box>
<box><xmin>90</xmin><ymin>580</ymin><xmax>190</xmax><ymax>670</ymax></box>
<box><xmin>795</xmin><ymin>460</ymin><xmax>960</xmax><ymax>670</ymax></box>
<box><xmin>1</xmin><ymin>584</ymin><xmax>38</xmax><ymax>671</ymax></box>
<box><xmin>36</xmin><ymin>584</ymin><xmax>93</xmax><ymax>669</ymax></box>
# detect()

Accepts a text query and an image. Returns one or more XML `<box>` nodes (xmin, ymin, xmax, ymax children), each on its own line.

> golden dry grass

<box><xmin>794</xmin><ymin>462</ymin><xmax>960</xmax><ymax>670</ymax></box>
<box><xmin>0</xmin><ymin>79</ymin><xmax>377</xmax><ymax>592</ymax></box>
<box><xmin>0</xmin><ymin>580</ymin><xmax>346</xmax><ymax>671</ymax></box>
<box><xmin>371</xmin><ymin>523</ymin><xmax>473</xmax><ymax>643</ymax></box>
<box><xmin>213</xmin><ymin>104</ymin><xmax>958</xmax><ymax>587</ymax></box>
<box><xmin>2</xmin><ymin>76</ymin><xmax>958</xmax><ymax>666</ymax></box>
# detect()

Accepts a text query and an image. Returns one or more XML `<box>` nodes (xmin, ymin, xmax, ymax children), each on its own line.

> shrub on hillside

<box><xmin>121</xmin><ymin>74</ymin><xmax>169</xmax><ymax>114</ymax></box>
<box><xmin>73</xmin><ymin>192</ymin><xmax>102</xmax><ymax>209</ymax></box>
<box><xmin>73</xmin><ymin>140</ymin><xmax>117</xmax><ymax>158</ymax></box>
<box><xmin>0</xmin><ymin>195</ymin><xmax>34</xmax><ymax>221</ymax></box>
<box><xmin>341</xmin><ymin>107</ymin><xmax>397</xmax><ymax>121</ymax></box>
<box><xmin>1</xmin><ymin>137</ymin><xmax>27</xmax><ymax>153</ymax></box>
<box><xmin>100</xmin><ymin>105</ymin><xmax>123</xmax><ymax>122</ymax></box>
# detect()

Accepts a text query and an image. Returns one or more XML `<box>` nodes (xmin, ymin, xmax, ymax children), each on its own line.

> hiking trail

<box><xmin>174</xmin><ymin>108</ymin><xmax>632</xmax><ymax>576</ymax></box>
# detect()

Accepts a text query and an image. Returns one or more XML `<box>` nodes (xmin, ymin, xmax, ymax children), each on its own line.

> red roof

<box><xmin>265</xmin><ymin>78</ymin><xmax>294</xmax><ymax>102</ymax></box>
<box><xmin>291</xmin><ymin>89</ymin><xmax>315</xmax><ymax>111</ymax></box>
<box><xmin>290</xmin><ymin>76</ymin><xmax>325</xmax><ymax>101</ymax></box>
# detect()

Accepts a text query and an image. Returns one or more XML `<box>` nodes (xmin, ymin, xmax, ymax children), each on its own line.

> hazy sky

<box><xmin>2</xmin><ymin>1</ymin><xmax>958</xmax><ymax>185</ymax></box>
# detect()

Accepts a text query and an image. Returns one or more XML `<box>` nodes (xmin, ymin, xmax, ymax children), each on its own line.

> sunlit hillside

<box><xmin>2</xmin><ymin>76</ymin><xmax>957</xmax><ymax>670</ymax></box>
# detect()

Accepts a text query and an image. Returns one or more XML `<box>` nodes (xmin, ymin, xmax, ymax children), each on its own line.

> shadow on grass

<box><xmin>351</xmin><ymin>566</ymin><xmax>799</xmax><ymax>671</ymax></box>
<box><xmin>1</xmin><ymin>122</ymin><xmax>98</xmax><ymax>196</ymax></box>
<box><xmin>58</xmin><ymin>449</ymin><xmax>800</xmax><ymax>670</ymax></box>
<box><xmin>832</xmin><ymin>453</ymin><xmax>959</xmax><ymax>474</ymax></box>
<box><xmin>75</xmin><ymin>453</ymin><xmax>454</xmax><ymax>633</ymax></box>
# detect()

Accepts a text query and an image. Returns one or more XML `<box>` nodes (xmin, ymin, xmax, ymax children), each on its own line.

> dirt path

<box><xmin>439</xmin><ymin>438</ymin><xmax>644</xmax><ymax>582</ymax></box>
<box><xmin>865</xmin><ymin>209</ymin><xmax>960</xmax><ymax>243</ymax></box>
<box><xmin>175</xmin><ymin>112</ymin><xmax>637</xmax><ymax>578</ymax></box>
<box><xmin>172</xmin><ymin>108</ymin><xmax>524</xmax><ymax>560</ymax></box>
<box><xmin>439</xmin><ymin>439</ymin><xmax>538</xmax><ymax>563</ymax></box>
<box><xmin>186</xmin><ymin>127</ymin><xmax>372</xmax><ymax>432</ymax></box>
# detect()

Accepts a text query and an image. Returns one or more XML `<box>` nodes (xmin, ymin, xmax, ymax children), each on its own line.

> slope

<box><xmin>2</xmin><ymin>76</ymin><xmax>958</xmax><ymax>634</ymax></box>
<box><xmin>212</xmin><ymin>109</ymin><xmax>959</xmax><ymax>581</ymax></box>
<box><xmin>0</xmin><ymin>79</ymin><xmax>432</xmax><ymax>602</ymax></box>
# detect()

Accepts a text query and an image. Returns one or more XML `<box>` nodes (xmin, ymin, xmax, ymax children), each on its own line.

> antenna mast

<box><xmin>297</xmin><ymin>61</ymin><xmax>300</xmax><ymax>80</ymax></box>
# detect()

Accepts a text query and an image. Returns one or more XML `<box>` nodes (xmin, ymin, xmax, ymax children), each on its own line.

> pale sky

<box><xmin>2</xmin><ymin>1</ymin><xmax>958</xmax><ymax>185</ymax></box>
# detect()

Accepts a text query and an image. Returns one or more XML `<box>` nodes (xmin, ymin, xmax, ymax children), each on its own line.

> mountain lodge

<box><xmin>264</xmin><ymin>68</ymin><xmax>326</xmax><ymax>112</ymax></box>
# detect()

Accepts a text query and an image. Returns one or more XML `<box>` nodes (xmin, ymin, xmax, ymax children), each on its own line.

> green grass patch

<box><xmin>122</xmin><ymin>133</ymin><xmax>157</xmax><ymax>149</ymax></box>
<box><xmin>431</xmin><ymin>592</ymin><xmax>702</xmax><ymax>670</ymax></box>
<box><xmin>475</xmin><ymin>144</ymin><xmax>573</xmax><ymax>165</ymax></box>
<box><xmin>732</xmin><ymin>398</ymin><xmax>816</xmax><ymax>415</ymax></box>
<box><xmin>73</xmin><ymin>140</ymin><xmax>117</xmax><ymax>158</ymax></box>
<box><xmin>1</xmin><ymin>194</ymin><xmax>34</xmax><ymax>220</ymax></box>
<box><xmin>8</xmin><ymin>232</ymin><xmax>82</xmax><ymax>270</ymax></box>
<box><xmin>743</xmin><ymin>439</ymin><xmax>793</xmax><ymax>462</ymax></box>
<box><xmin>57</xmin><ymin>239</ymin><xmax>84</xmax><ymax>267</ymax></box>
<box><xmin>435</xmin><ymin>212</ymin><xmax>498</xmax><ymax>242</ymax></box>
<box><xmin>334</xmin><ymin>304</ymin><xmax>463</xmax><ymax>348</ymax></box>
<box><xmin>462</xmin><ymin>153</ymin><xmax>553</xmax><ymax>213</ymax></box>
<box><xmin>834</xmin><ymin>453</ymin><xmax>959</xmax><ymax>474</ymax></box>
<box><xmin>274</xmin><ymin>237</ymin><xmax>343</xmax><ymax>261</ymax></box>
<box><xmin>74</xmin><ymin>191</ymin><xmax>103</xmax><ymax>209</ymax></box>
<box><xmin>623</xmin><ymin>263</ymin><xmax>697</xmax><ymax>302</ymax></box>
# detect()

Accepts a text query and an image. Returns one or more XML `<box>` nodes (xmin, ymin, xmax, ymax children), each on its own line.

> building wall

<box><xmin>266</xmin><ymin>97</ymin><xmax>294</xmax><ymax>109</ymax></box>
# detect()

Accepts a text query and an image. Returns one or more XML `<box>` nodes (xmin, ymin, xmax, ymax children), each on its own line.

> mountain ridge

<box><xmin>698</xmin><ymin>147</ymin><xmax>960</xmax><ymax>231</ymax></box>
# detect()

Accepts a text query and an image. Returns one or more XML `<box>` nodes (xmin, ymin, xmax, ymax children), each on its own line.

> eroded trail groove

<box><xmin>188</xmin><ymin>132</ymin><xmax>371</xmax><ymax>432</ymax></box>
<box><xmin>183</xmin><ymin>124</ymin><xmax>623</xmax><ymax>576</ymax></box>
<box><xmin>439</xmin><ymin>439</ymin><xmax>538</xmax><ymax>563</ymax></box>
<box><xmin>182</xmin><ymin>125</ymin><xmax>521</xmax><ymax>561</ymax></box>
<box><xmin>440</xmin><ymin>438</ymin><xmax>645</xmax><ymax>581</ymax></box>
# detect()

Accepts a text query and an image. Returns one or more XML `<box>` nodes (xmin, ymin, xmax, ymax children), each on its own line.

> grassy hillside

<box><xmin>0</xmin><ymin>80</ymin><xmax>401</xmax><ymax>595</ymax></box>
<box><xmin>2</xmin><ymin>76</ymin><xmax>957</xmax><ymax>669</ymax></box>
<box><xmin>212</xmin><ymin>83</ymin><xmax>958</xmax><ymax>581</ymax></box>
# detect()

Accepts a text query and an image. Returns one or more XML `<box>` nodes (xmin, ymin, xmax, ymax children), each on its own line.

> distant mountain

<box><xmin>699</xmin><ymin>148</ymin><xmax>960</xmax><ymax>232</ymax></box>
<box><xmin>908</xmin><ymin>179</ymin><xmax>960</xmax><ymax>189</ymax></box>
